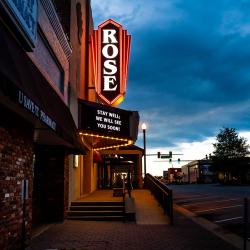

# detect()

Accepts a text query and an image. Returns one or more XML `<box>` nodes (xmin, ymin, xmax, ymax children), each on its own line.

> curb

<box><xmin>174</xmin><ymin>204</ymin><xmax>249</xmax><ymax>250</ymax></box>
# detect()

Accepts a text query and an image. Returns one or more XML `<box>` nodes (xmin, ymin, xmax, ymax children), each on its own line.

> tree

<box><xmin>211</xmin><ymin>128</ymin><xmax>249</xmax><ymax>183</ymax></box>
<box><xmin>213</xmin><ymin>128</ymin><xmax>249</xmax><ymax>159</ymax></box>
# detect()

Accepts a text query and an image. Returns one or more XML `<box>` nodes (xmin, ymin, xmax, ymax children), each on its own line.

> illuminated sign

<box><xmin>79</xmin><ymin>100</ymin><xmax>130</xmax><ymax>137</ymax></box>
<box><xmin>0</xmin><ymin>0</ymin><xmax>38</xmax><ymax>49</ymax></box>
<box><xmin>91</xmin><ymin>19</ymin><xmax>131</xmax><ymax>106</ymax></box>
<box><xmin>78</xmin><ymin>100</ymin><xmax>139</xmax><ymax>141</ymax></box>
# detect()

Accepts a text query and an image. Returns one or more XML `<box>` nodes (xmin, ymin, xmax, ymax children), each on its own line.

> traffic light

<box><xmin>178</xmin><ymin>158</ymin><xmax>180</xmax><ymax>164</ymax></box>
<box><xmin>169</xmin><ymin>158</ymin><xmax>172</xmax><ymax>163</ymax></box>
<box><xmin>169</xmin><ymin>151</ymin><xmax>172</xmax><ymax>158</ymax></box>
<box><xmin>157</xmin><ymin>152</ymin><xmax>161</xmax><ymax>158</ymax></box>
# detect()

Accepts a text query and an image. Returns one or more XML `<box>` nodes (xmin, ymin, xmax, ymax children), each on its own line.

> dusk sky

<box><xmin>92</xmin><ymin>0</ymin><xmax>250</xmax><ymax>174</ymax></box>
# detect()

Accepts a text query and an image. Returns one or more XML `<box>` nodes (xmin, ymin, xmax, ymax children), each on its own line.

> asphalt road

<box><xmin>170</xmin><ymin>184</ymin><xmax>250</xmax><ymax>238</ymax></box>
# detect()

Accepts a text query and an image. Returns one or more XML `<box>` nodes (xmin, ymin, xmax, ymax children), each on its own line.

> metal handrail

<box><xmin>144</xmin><ymin>173</ymin><xmax>174</xmax><ymax>225</ymax></box>
<box><xmin>147</xmin><ymin>176</ymin><xmax>169</xmax><ymax>195</ymax></box>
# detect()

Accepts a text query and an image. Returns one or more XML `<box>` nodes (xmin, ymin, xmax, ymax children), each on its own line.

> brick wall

<box><xmin>0</xmin><ymin>117</ymin><xmax>34</xmax><ymax>250</ymax></box>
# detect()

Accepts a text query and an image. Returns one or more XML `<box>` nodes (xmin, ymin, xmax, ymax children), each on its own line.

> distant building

<box><xmin>165</xmin><ymin>168</ymin><xmax>183</xmax><ymax>184</ymax></box>
<box><xmin>215</xmin><ymin>157</ymin><xmax>250</xmax><ymax>184</ymax></box>
<box><xmin>181</xmin><ymin>160</ymin><xmax>217</xmax><ymax>184</ymax></box>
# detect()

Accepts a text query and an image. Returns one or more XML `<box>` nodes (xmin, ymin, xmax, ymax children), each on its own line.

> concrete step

<box><xmin>69</xmin><ymin>205</ymin><xmax>124</xmax><ymax>211</ymax></box>
<box><xmin>67</xmin><ymin>210</ymin><xmax>124</xmax><ymax>217</ymax></box>
<box><xmin>68</xmin><ymin>200</ymin><xmax>125</xmax><ymax>221</ymax></box>
<box><xmin>71</xmin><ymin>201</ymin><xmax>124</xmax><ymax>207</ymax></box>
<box><xmin>67</xmin><ymin>215</ymin><xmax>124</xmax><ymax>221</ymax></box>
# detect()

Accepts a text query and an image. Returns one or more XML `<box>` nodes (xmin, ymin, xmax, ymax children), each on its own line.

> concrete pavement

<box><xmin>133</xmin><ymin>189</ymin><xmax>169</xmax><ymax>224</ymax></box>
<box><xmin>27</xmin><ymin>189</ymin><xmax>239</xmax><ymax>250</ymax></box>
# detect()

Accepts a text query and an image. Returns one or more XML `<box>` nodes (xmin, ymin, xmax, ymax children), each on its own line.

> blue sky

<box><xmin>92</xmin><ymin>0</ymin><xmax>250</xmax><ymax>173</ymax></box>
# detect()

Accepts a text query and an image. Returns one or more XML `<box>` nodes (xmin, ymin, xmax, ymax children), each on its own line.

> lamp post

<box><xmin>141</xmin><ymin>123</ymin><xmax>147</xmax><ymax>177</ymax></box>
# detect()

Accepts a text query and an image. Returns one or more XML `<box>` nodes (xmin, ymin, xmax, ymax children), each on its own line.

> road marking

<box><xmin>175</xmin><ymin>195</ymin><xmax>217</xmax><ymax>202</ymax></box>
<box><xmin>196</xmin><ymin>204</ymin><xmax>242</xmax><ymax>213</ymax></box>
<box><xmin>215</xmin><ymin>216</ymin><xmax>243</xmax><ymax>223</ymax></box>
<box><xmin>180</xmin><ymin>196</ymin><xmax>221</xmax><ymax>204</ymax></box>
<box><xmin>182</xmin><ymin>198</ymin><xmax>240</xmax><ymax>206</ymax></box>
<box><xmin>174</xmin><ymin>193</ymin><xmax>212</xmax><ymax>199</ymax></box>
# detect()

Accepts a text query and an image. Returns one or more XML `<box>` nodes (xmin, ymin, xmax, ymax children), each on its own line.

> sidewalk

<box><xmin>27</xmin><ymin>190</ymin><xmax>239</xmax><ymax>250</ymax></box>
<box><xmin>133</xmin><ymin>189</ymin><xmax>169</xmax><ymax>224</ymax></box>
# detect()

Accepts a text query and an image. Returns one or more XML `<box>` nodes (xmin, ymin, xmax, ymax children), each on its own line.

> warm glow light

<box><xmin>111</xmin><ymin>96</ymin><xmax>124</xmax><ymax>107</ymax></box>
<box><xmin>74</xmin><ymin>155</ymin><xmax>79</xmax><ymax>168</ymax></box>
<box><xmin>79</xmin><ymin>132</ymin><xmax>128</xmax><ymax>141</ymax></box>
<box><xmin>94</xmin><ymin>141</ymin><xmax>134</xmax><ymax>151</ymax></box>
<box><xmin>141</xmin><ymin>123</ymin><xmax>147</xmax><ymax>130</ymax></box>
<box><xmin>79</xmin><ymin>132</ymin><xmax>134</xmax><ymax>150</ymax></box>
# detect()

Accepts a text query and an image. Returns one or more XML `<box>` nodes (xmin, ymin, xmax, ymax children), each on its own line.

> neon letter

<box><xmin>103</xmin><ymin>29</ymin><xmax>118</xmax><ymax>43</ymax></box>
<box><xmin>103</xmin><ymin>76</ymin><xmax>118</xmax><ymax>91</ymax></box>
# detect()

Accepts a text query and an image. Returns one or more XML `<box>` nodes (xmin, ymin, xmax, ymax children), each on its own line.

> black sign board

<box><xmin>0</xmin><ymin>0</ymin><xmax>38</xmax><ymax>51</ymax></box>
<box><xmin>78</xmin><ymin>100</ymin><xmax>138</xmax><ymax>140</ymax></box>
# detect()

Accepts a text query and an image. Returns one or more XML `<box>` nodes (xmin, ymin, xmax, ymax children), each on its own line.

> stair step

<box><xmin>69</xmin><ymin>206</ymin><xmax>124</xmax><ymax>211</ymax></box>
<box><xmin>71</xmin><ymin>201</ymin><xmax>124</xmax><ymax>207</ymax></box>
<box><xmin>68</xmin><ymin>200</ymin><xmax>125</xmax><ymax>221</ymax></box>
<box><xmin>67</xmin><ymin>210</ymin><xmax>123</xmax><ymax>216</ymax></box>
<box><xmin>67</xmin><ymin>215</ymin><xmax>124</xmax><ymax>221</ymax></box>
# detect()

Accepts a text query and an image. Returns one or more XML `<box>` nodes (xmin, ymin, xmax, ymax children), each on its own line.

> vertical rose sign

<box><xmin>91</xmin><ymin>19</ymin><xmax>131</xmax><ymax>106</ymax></box>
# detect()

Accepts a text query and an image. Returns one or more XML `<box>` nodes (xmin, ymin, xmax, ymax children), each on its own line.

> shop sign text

<box><xmin>96</xmin><ymin>109</ymin><xmax>122</xmax><ymax>132</ymax></box>
<box><xmin>18</xmin><ymin>90</ymin><xmax>56</xmax><ymax>130</ymax></box>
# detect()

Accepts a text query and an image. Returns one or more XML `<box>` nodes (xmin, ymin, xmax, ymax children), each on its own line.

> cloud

<box><xmin>91</xmin><ymin>0</ymin><xmax>138</xmax><ymax>27</ymax></box>
<box><xmin>92</xmin><ymin>0</ymin><xmax>184</xmax><ymax>29</ymax></box>
<box><xmin>145</xmin><ymin>136</ymin><xmax>215</xmax><ymax>176</ymax></box>
<box><xmin>92</xmin><ymin>0</ymin><xmax>250</xmax><ymax>150</ymax></box>
<box><xmin>220</xmin><ymin>1</ymin><xmax>250</xmax><ymax>37</ymax></box>
<box><xmin>134</xmin><ymin>99</ymin><xmax>250</xmax><ymax>148</ymax></box>
<box><xmin>145</xmin><ymin>130</ymin><xmax>250</xmax><ymax>176</ymax></box>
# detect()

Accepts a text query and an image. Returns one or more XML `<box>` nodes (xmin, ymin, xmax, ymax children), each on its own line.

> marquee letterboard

<box><xmin>78</xmin><ymin>100</ymin><xmax>132</xmax><ymax>138</ymax></box>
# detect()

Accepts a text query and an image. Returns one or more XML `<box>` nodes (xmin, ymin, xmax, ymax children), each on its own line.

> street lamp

<box><xmin>141</xmin><ymin>123</ymin><xmax>147</xmax><ymax>177</ymax></box>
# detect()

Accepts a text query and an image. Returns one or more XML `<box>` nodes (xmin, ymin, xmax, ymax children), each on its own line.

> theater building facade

<box><xmin>0</xmin><ymin>1</ymin><xmax>141</xmax><ymax>249</ymax></box>
<box><xmin>68</xmin><ymin>14</ymin><xmax>142</xmax><ymax>200</ymax></box>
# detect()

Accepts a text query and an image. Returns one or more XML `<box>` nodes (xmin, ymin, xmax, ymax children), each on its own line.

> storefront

<box><xmin>100</xmin><ymin>145</ymin><xmax>144</xmax><ymax>189</ymax></box>
<box><xmin>67</xmin><ymin>18</ymin><xmax>142</xmax><ymax>198</ymax></box>
<box><xmin>0</xmin><ymin>1</ymin><xmax>86</xmax><ymax>249</ymax></box>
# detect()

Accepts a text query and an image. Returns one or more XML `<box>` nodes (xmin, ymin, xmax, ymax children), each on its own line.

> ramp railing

<box><xmin>144</xmin><ymin>173</ymin><xmax>173</xmax><ymax>225</ymax></box>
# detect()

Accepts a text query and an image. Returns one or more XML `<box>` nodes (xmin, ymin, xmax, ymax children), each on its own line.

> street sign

<box><xmin>161</xmin><ymin>155</ymin><xmax>170</xmax><ymax>159</ymax></box>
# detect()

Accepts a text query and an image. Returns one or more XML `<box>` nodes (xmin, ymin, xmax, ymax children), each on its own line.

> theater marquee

<box><xmin>90</xmin><ymin>19</ymin><xmax>131</xmax><ymax>107</ymax></box>
<box><xmin>78</xmin><ymin>100</ymin><xmax>139</xmax><ymax>150</ymax></box>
